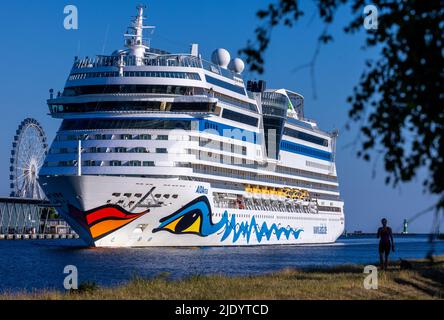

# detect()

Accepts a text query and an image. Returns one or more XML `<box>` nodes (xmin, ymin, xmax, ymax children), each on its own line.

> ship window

<box><xmin>283</xmin><ymin>127</ymin><xmax>329</xmax><ymax>147</ymax></box>
<box><xmin>127</xmin><ymin>161</ymin><xmax>142</xmax><ymax>167</ymax></box>
<box><xmin>139</xmin><ymin>134</ymin><xmax>151</xmax><ymax>140</ymax></box>
<box><xmin>212</xmin><ymin>92</ymin><xmax>258</xmax><ymax>112</ymax></box>
<box><xmin>281</xmin><ymin>141</ymin><xmax>332</xmax><ymax>161</ymax></box>
<box><xmin>134</xmin><ymin>193</ymin><xmax>143</xmax><ymax>198</ymax></box>
<box><xmin>63</xmin><ymin>84</ymin><xmax>208</xmax><ymax>98</ymax></box>
<box><xmin>172</xmin><ymin>195</ymin><xmax>178</xmax><ymax>199</ymax></box>
<box><xmin>143</xmin><ymin>161</ymin><xmax>155</xmax><ymax>167</ymax></box>
<box><xmin>222</xmin><ymin>109</ymin><xmax>259</xmax><ymax>127</ymax></box>
<box><xmin>155</xmin><ymin>194</ymin><xmax>161</xmax><ymax>198</ymax></box>
<box><xmin>86</xmin><ymin>71</ymin><xmax>203</xmax><ymax>80</ymax></box>
<box><xmin>124</xmin><ymin>193</ymin><xmax>132</xmax><ymax>197</ymax></box>
<box><xmin>132</xmin><ymin>147</ymin><xmax>147</xmax><ymax>153</ymax></box>
<box><xmin>112</xmin><ymin>193</ymin><xmax>121</xmax><ymax>197</ymax></box>
<box><xmin>60</xmin><ymin>119</ymin><xmax>193</xmax><ymax>130</ymax></box>
<box><xmin>205</xmin><ymin>75</ymin><xmax>246</xmax><ymax>95</ymax></box>
<box><xmin>94</xmin><ymin>134</ymin><xmax>109</xmax><ymax>140</ymax></box>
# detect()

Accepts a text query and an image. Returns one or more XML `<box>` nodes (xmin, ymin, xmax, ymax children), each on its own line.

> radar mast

<box><xmin>124</xmin><ymin>5</ymin><xmax>155</xmax><ymax>64</ymax></box>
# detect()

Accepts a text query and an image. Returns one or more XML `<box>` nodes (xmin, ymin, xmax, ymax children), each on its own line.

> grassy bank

<box><xmin>2</xmin><ymin>257</ymin><xmax>443</xmax><ymax>300</ymax></box>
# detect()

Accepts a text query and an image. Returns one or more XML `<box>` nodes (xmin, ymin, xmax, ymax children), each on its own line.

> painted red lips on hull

<box><xmin>68</xmin><ymin>204</ymin><xmax>150</xmax><ymax>240</ymax></box>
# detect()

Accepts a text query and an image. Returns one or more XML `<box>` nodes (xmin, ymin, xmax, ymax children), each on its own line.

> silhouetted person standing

<box><xmin>377</xmin><ymin>218</ymin><xmax>395</xmax><ymax>270</ymax></box>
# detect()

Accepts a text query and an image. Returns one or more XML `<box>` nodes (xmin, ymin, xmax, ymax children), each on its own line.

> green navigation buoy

<box><xmin>402</xmin><ymin>219</ymin><xmax>408</xmax><ymax>234</ymax></box>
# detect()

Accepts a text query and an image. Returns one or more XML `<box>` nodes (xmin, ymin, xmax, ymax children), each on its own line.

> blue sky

<box><xmin>0</xmin><ymin>0</ymin><xmax>438</xmax><ymax>233</ymax></box>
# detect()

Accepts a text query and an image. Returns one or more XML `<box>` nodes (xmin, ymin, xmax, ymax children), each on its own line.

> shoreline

<box><xmin>2</xmin><ymin>256</ymin><xmax>443</xmax><ymax>300</ymax></box>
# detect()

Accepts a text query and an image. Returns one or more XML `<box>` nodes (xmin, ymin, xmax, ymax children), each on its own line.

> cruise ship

<box><xmin>39</xmin><ymin>6</ymin><xmax>344</xmax><ymax>247</ymax></box>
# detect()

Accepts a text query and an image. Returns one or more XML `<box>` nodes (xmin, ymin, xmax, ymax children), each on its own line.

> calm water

<box><xmin>0</xmin><ymin>235</ymin><xmax>443</xmax><ymax>292</ymax></box>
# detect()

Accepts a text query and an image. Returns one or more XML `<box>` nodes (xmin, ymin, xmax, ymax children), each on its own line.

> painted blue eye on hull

<box><xmin>154</xmin><ymin>196</ymin><xmax>304</xmax><ymax>243</ymax></box>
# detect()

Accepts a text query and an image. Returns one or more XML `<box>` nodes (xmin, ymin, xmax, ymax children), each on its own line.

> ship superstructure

<box><xmin>39</xmin><ymin>6</ymin><xmax>344</xmax><ymax>247</ymax></box>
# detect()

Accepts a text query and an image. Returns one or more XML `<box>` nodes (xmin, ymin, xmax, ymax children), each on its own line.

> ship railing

<box><xmin>208</xmin><ymin>94</ymin><xmax>257</xmax><ymax>112</ymax></box>
<box><xmin>187</xmin><ymin>166</ymin><xmax>339</xmax><ymax>192</ymax></box>
<box><xmin>181</xmin><ymin>160</ymin><xmax>337</xmax><ymax>184</ymax></box>
<box><xmin>298</xmin><ymin>117</ymin><xmax>332</xmax><ymax>135</ymax></box>
<box><xmin>71</xmin><ymin>54</ymin><xmax>240</xmax><ymax>80</ymax></box>
<box><xmin>72</xmin><ymin>54</ymin><xmax>203</xmax><ymax>69</ymax></box>
<box><xmin>214</xmin><ymin>196</ymin><xmax>329</xmax><ymax>214</ymax></box>
<box><xmin>271</xmin><ymin>168</ymin><xmax>338</xmax><ymax>183</ymax></box>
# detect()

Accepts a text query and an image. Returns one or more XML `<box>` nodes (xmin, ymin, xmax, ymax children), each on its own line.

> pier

<box><xmin>0</xmin><ymin>197</ymin><xmax>77</xmax><ymax>240</ymax></box>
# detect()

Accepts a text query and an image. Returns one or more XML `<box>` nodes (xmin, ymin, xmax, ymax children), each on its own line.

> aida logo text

<box><xmin>196</xmin><ymin>186</ymin><xmax>208</xmax><ymax>194</ymax></box>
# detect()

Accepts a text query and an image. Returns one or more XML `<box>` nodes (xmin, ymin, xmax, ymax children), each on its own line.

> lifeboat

<box><xmin>252</xmin><ymin>186</ymin><xmax>262</xmax><ymax>199</ymax></box>
<box><xmin>261</xmin><ymin>186</ymin><xmax>270</xmax><ymax>200</ymax></box>
<box><xmin>270</xmin><ymin>187</ymin><xmax>279</xmax><ymax>201</ymax></box>
<box><xmin>277</xmin><ymin>188</ymin><xmax>287</xmax><ymax>201</ymax></box>
<box><xmin>283</xmin><ymin>188</ymin><xmax>292</xmax><ymax>203</ymax></box>
<box><xmin>244</xmin><ymin>184</ymin><xmax>254</xmax><ymax>198</ymax></box>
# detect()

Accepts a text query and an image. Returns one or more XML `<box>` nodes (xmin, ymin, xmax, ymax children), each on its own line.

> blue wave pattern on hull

<box><xmin>153</xmin><ymin>196</ymin><xmax>304</xmax><ymax>244</ymax></box>
<box><xmin>220</xmin><ymin>215</ymin><xmax>304</xmax><ymax>243</ymax></box>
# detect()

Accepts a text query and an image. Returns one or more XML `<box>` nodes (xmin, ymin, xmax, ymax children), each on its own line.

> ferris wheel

<box><xmin>10</xmin><ymin>118</ymin><xmax>48</xmax><ymax>199</ymax></box>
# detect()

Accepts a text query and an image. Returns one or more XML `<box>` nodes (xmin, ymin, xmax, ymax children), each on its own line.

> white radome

<box><xmin>228</xmin><ymin>58</ymin><xmax>245</xmax><ymax>74</ymax></box>
<box><xmin>211</xmin><ymin>48</ymin><xmax>231</xmax><ymax>68</ymax></box>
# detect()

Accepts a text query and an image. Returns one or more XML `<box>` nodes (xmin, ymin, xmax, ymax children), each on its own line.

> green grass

<box><xmin>2</xmin><ymin>257</ymin><xmax>443</xmax><ymax>300</ymax></box>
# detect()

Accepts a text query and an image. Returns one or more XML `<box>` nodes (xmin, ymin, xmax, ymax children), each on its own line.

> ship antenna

<box><xmin>124</xmin><ymin>4</ymin><xmax>156</xmax><ymax>64</ymax></box>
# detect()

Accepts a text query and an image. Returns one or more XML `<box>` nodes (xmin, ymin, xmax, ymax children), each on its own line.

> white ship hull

<box><xmin>40</xmin><ymin>175</ymin><xmax>344</xmax><ymax>247</ymax></box>
<box><xmin>39</xmin><ymin>7</ymin><xmax>346</xmax><ymax>248</ymax></box>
